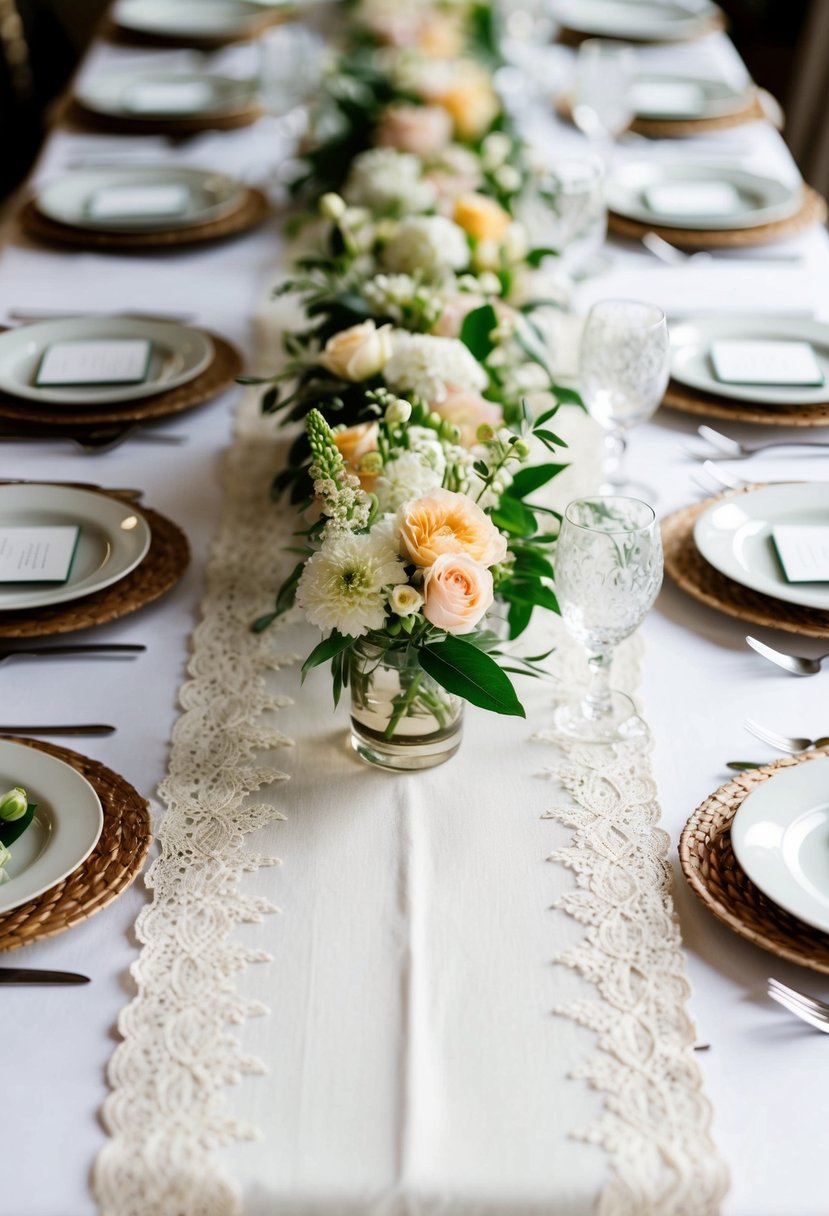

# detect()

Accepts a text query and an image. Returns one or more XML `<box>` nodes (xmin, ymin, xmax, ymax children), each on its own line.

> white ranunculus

<box><xmin>381</xmin><ymin>215</ymin><xmax>470</xmax><ymax>278</ymax></box>
<box><xmin>389</xmin><ymin>584</ymin><xmax>424</xmax><ymax>617</ymax></box>
<box><xmin>343</xmin><ymin>147</ymin><xmax>436</xmax><ymax>215</ymax></box>
<box><xmin>384</xmin><ymin>331</ymin><xmax>489</xmax><ymax>403</ymax></box>
<box><xmin>296</xmin><ymin>529</ymin><xmax>407</xmax><ymax>637</ymax></box>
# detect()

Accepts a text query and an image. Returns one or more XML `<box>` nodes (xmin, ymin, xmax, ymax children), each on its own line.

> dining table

<box><xmin>2</xmin><ymin>6</ymin><xmax>829</xmax><ymax>1216</ymax></box>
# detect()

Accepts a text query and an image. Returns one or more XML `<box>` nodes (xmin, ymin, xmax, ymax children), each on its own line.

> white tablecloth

<box><xmin>2</xmin><ymin>21</ymin><xmax>829</xmax><ymax>1216</ymax></box>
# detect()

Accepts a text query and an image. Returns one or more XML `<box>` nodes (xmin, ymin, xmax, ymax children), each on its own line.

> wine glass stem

<box><xmin>602</xmin><ymin>428</ymin><xmax>627</xmax><ymax>489</ymax></box>
<box><xmin>582</xmin><ymin>650</ymin><xmax>614</xmax><ymax>721</ymax></box>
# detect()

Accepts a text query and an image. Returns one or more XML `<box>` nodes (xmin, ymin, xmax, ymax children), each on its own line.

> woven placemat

<box><xmin>556</xmin><ymin>87</ymin><xmax>765</xmax><ymax>137</ymax></box>
<box><xmin>19</xmin><ymin>187</ymin><xmax>270</xmax><ymax>252</ymax></box>
<box><xmin>0</xmin><ymin>332</ymin><xmax>242</xmax><ymax>428</ymax></box>
<box><xmin>662</xmin><ymin>485</ymin><xmax>829</xmax><ymax>638</ymax></box>
<box><xmin>556</xmin><ymin>10</ymin><xmax>725</xmax><ymax>46</ymax></box>
<box><xmin>609</xmin><ymin>185</ymin><xmax>826</xmax><ymax>249</ymax></box>
<box><xmin>103</xmin><ymin>9</ymin><xmax>285</xmax><ymax>50</ymax></box>
<box><xmin>0</xmin><ymin>737</ymin><xmax>151</xmax><ymax>951</ymax></box>
<box><xmin>0</xmin><ymin>498</ymin><xmax>189</xmax><ymax>638</ymax></box>
<box><xmin>679</xmin><ymin>749</ymin><xmax>829</xmax><ymax>973</ymax></box>
<box><xmin>662</xmin><ymin>377</ymin><xmax>829</xmax><ymax>427</ymax></box>
<box><xmin>67</xmin><ymin>96</ymin><xmax>264</xmax><ymax>136</ymax></box>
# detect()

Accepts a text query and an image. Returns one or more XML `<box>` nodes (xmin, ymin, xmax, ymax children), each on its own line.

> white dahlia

<box><xmin>374</xmin><ymin>450</ymin><xmax>443</xmax><ymax>514</ymax></box>
<box><xmin>384</xmin><ymin>331</ymin><xmax>489</xmax><ymax>403</ymax></box>
<box><xmin>381</xmin><ymin>215</ymin><xmax>470</xmax><ymax>278</ymax></box>
<box><xmin>296</xmin><ymin>530</ymin><xmax>407</xmax><ymax>637</ymax></box>
<box><xmin>343</xmin><ymin>147</ymin><xmax>436</xmax><ymax>215</ymax></box>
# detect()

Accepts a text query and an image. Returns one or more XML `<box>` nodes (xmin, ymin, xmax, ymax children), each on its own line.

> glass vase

<box><xmin>349</xmin><ymin>639</ymin><xmax>464</xmax><ymax>771</ymax></box>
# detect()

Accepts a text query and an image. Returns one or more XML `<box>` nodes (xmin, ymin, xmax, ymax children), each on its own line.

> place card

<box><xmin>36</xmin><ymin>339</ymin><xmax>152</xmax><ymax>387</ymax></box>
<box><xmin>630</xmin><ymin>81</ymin><xmax>706</xmax><ymax>119</ymax></box>
<box><xmin>710</xmin><ymin>340</ymin><xmax>825</xmax><ymax>387</ymax></box>
<box><xmin>86</xmin><ymin>183</ymin><xmax>191</xmax><ymax>221</ymax></box>
<box><xmin>772</xmin><ymin>525</ymin><xmax>829</xmax><ymax>583</ymax></box>
<box><xmin>123</xmin><ymin>81</ymin><xmax>215</xmax><ymax>115</ymax></box>
<box><xmin>644</xmin><ymin>180</ymin><xmax>743</xmax><ymax>217</ymax></box>
<box><xmin>0</xmin><ymin>526</ymin><xmax>80</xmax><ymax>583</ymax></box>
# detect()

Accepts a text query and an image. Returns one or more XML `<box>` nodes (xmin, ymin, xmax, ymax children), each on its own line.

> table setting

<box><xmin>2</xmin><ymin>1</ymin><xmax>829</xmax><ymax>1214</ymax></box>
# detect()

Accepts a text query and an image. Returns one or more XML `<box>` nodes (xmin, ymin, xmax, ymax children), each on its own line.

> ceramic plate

<box><xmin>114</xmin><ymin>0</ymin><xmax>270</xmax><ymax>38</ymax></box>
<box><xmin>0</xmin><ymin>485</ymin><xmax>152</xmax><ymax>611</ymax></box>
<box><xmin>732</xmin><ymin>757</ymin><xmax>829</xmax><ymax>934</ymax></box>
<box><xmin>0</xmin><ymin>739</ymin><xmax>103</xmax><ymax>915</ymax></box>
<box><xmin>671</xmin><ymin>316</ymin><xmax>829</xmax><ymax>406</ymax></box>
<box><xmin>550</xmin><ymin>0</ymin><xmax>721</xmax><ymax>41</ymax></box>
<box><xmin>36</xmin><ymin>165</ymin><xmax>245</xmax><ymax>233</ymax></box>
<box><xmin>631</xmin><ymin>72</ymin><xmax>753</xmax><ymax>121</ymax></box>
<box><xmin>693</xmin><ymin>483</ymin><xmax>829</xmax><ymax>611</ymax></box>
<box><xmin>76</xmin><ymin>71</ymin><xmax>258</xmax><ymax>120</ymax></box>
<box><xmin>605</xmin><ymin>162</ymin><xmax>801</xmax><ymax>230</ymax></box>
<box><xmin>0</xmin><ymin>317</ymin><xmax>213</xmax><ymax>407</ymax></box>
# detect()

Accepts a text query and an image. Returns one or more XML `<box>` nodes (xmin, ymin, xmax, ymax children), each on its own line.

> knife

<box><xmin>0</xmin><ymin>968</ymin><xmax>90</xmax><ymax>985</ymax></box>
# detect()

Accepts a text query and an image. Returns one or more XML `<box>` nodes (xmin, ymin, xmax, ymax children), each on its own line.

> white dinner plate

<box><xmin>0</xmin><ymin>317</ymin><xmax>213</xmax><ymax>407</ymax></box>
<box><xmin>631</xmin><ymin>72</ymin><xmax>753</xmax><ymax>121</ymax></box>
<box><xmin>693</xmin><ymin>483</ymin><xmax>829</xmax><ymax>611</ymax></box>
<box><xmin>731</xmin><ymin>757</ymin><xmax>829</xmax><ymax>934</ymax></box>
<box><xmin>76</xmin><ymin>71</ymin><xmax>257</xmax><ymax>120</ymax></box>
<box><xmin>114</xmin><ymin>0</ymin><xmax>273</xmax><ymax>39</ymax></box>
<box><xmin>671</xmin><ymin>316</ymin><xmax>829</xmax><ymax>406</ymax></box>
<box><xmin>0</xmin><ymin>485</ymin><xmax>152</xmax><ymax>611</ymax></box>
<box><xmin>550</xmin><ymin>0</ymin><xmax>721</xmax><ymax>41</ymax></box>
<box><xmin>36</xmin><ymin>165</ymin><xmax>246</xmax><ymax>233</ymax></box>
<box><xmin>605</xmin><ymin>162</ymin><xmax>802</xmax><ymax>230</ymax></box>
<box><xmin>0</xmin><ymin>739</ymin><xmax>103</xmax><ymax>915</ymax></box>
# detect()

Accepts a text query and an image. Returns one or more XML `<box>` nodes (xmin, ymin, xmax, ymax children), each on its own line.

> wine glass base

<box><xmin>552</xmin><ymin>690</ymin><xmax>648</xmax><ymax>743</ymax></box>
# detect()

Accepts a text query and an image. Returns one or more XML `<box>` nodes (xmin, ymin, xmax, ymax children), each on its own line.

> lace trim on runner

<box><xmin>536</xmin><ymin>630</ymin><xmax>730</xmax><ymax>1216</ymax></box>
<box><xmin>94</xmin><ymin>388</ymin><xmax>297</xmax><ymax>1216</ymax></box>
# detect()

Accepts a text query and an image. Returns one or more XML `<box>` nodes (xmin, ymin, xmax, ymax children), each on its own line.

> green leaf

<box><xmin>261</xmin><ymin>385</ymin><xmax>280</xmax><ymax>413</ymax></box>
<box><xmin>513</xmin><ymin>550</ymin><xmax>555</xmax><ymax>580</ymax></box>
<box><xmin>0</xmin><ymin>803</ymin><xmax>36</xmax><ymax>847</ymax></box>
<box><xmin>252</xmin><ymin>611</ymin><xmax>278</xmax><ymax>633</ymax></box>
<box><xmin>236</xmin><ymin>374</ymin><xmax>270</xmax><ymax>385</ymax></box>
<box><xmin>506</xmin><ymin>463</ymin><xmax>568</xmax><ymax>499</ymax></box>
<box><xmin>489</xmin><ymin>496</ymin><xmax>537</xmax><ymax>536</ymax></box>
<box><xmin>553</xmin><ymin>385</ymin><xmax>584</xmax><ymax>407</ymax></box>
<box><xmin>420</xmin><ymin>637</ymin><xmax>525</xmax><ymax>718</ymax></box>
<box><xmin>301</xmin><ymin>630</ymin><xmax>354</xmax><ymax>680</ymax></box>
<box><xmin>459</xmin><ymin>303</ymin><xmax>498</xmax><ymax>361</ymax></box>
<box><xmin>332</xmin><ymin>650</ymin><xmax>344</xmax><ymax>708</ymax></box>
<box><xmin>726</xmin><ymin>760</ymin><xmax>762</xmax><ymax>772</ymax></box>
<box><xmin>534</xmin><ymin>428</ymin><xmax>568</xmax><ymax>452</ymax></box>
<box><xmin>533</xmin><ymin>403</ymin><xmax>561</xmax><ymax>427</ymax></box>
<box><xmin>526</xmin><ymin>246</ymin><xmax>559</xmax><ymax>268</ymax></box>
<box><xmin>507</xmin><ymin>600</ymin><xmax>532</xmax><ymax>640</ymax></box>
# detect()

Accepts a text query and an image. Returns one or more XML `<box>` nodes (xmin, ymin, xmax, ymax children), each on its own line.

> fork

<box><xmin>768</xmin><ymin>977</ymin><xmax>829</xmax><ymax>1032</ymax></box>
<box><xmin>0</xmin><ymin>424</ymin><xmax>185</xmax><ymax>454</ymax></box>
<box><xmin>688</xmin><ymin>425</ymin><xmax>829</xmax><ymax>461</ymax></box>
<box><xmin>744</xmin><ymin>717</ymin><xmax>829</xmax><ymax>754</ymax></box>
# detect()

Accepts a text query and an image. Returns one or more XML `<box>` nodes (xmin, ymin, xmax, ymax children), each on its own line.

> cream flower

<box><xmin>431</xmin><ymin>291</ymin><xmax>485</xmax><ymax>339</ymax></box>
<box><xmin>398</xmin><ymin>487</ymin><xmax>507</xmax><ymax>568</ymax></box>
<box><xmin>376</xmin><ymin>104</ymin><xmax>453</xmax><ymax>157</ymax></box>
<box><xmin>390</xmin><ymin>584</ymin><xmax>424</xmax><ymax>617</ymax></box>
<box><xmin>385</xmin><ymin>331</ymin><xmax>488</xmax><ymax>403</ymax></box>
<box><xmin>381</xmin><ymin>215</ymin><xmax>470</xmax><ymax>278</ymax></box>
<box><xmin>319</xmin><ymin>321</ymin><xmax>393</xmax><ymax>381</ymax></box>
<box><xmin>333</xmin><ymin>421</ymin><xmax>380</xmax><ymax>490</ymax></box>
<box><xmin>453</xmin><ymin>192</ymin><xmax>512</xmax><ymax>241</ymax></box>
<box><xmin>431</xmin><ymin>386</ymin><xmax>504</xmax><ymax>448</ymax></box>
<box><xmin>422</xmin><ymin>552</ymin><xmax>494</xmax><ymax>633</ymax></box>
<box><xmin>374</xmin><ymin>450</ymin><xmax>442</xmax><ymax>514</ymax></box>
<box><xmin>344</xmin><ymin>147</ymin><xmax>436</xmax><ymax>214</ymax></box>
<box><xmin>415</xmin><ymin>61</ymin><xmax>500</xmax><ymax>142</ymax></box>
<box><xmin>296</xmin><ymin>530</ymin><xmax>407</xmax><ymax>637</ymax></box>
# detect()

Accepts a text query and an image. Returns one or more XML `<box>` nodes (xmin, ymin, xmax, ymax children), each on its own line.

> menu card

<box><xmin>0</xmin><ymin>526</ymin><xmax>80</xmax><ymax>583</ymax></box>
<box><xmin>123</xmin><ymin>81</ymin><xmax>215</xmax><ymax>115</ymax></box>
<box><xmin>644</xmin><ymin>180</ymin><xmax>742</xmax><ymax>217</ymax></box>
<box><xmin>86</xmin><ymin>184</ymin><xmax>191</xmax><ymax>221</ymax></box>
<box><xmin>631</xmin><ymin>81</ymin><xmax>706</xmax><ymax>118</ymax></box>
<box><xmin>35</xmin><ymin>339</ymin><xmax>152</xmax><ymax>387</ymax></box>
<box><xmin>710</xmin><ymin>340</ymin><xmax>825</xmax><ymax>387</ymax></box>
<box><xmin>772</xmin><ymin>525</ymin><xmax>829</xmax><ymax>583</ymax></box>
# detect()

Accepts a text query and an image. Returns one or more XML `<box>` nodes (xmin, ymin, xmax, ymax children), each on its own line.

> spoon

<box><xmin>746</xmin><ymin>635</ymin><xmax>828</xmax><ymax>676</ymax></box>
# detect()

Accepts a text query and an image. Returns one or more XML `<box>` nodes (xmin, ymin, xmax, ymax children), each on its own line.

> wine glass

<box><xmin>552</xmin><ymin>496</ymin><xmax>663</xmax><ymax>742</ymax></box>
<box><xmin>258</xmin><ymin>22</ymin><xmax>328</xmax><ymax>142</ymax></box>
<box><xmin>579</xmin><ymin>299</ymin><xmax>670</xmax><ymax>499</ymax></box>
<box><xmin>532</xmin><ymin>156</ymin><xmax>607</xmax><ymax>279</ymax></box>
<box><xmin>572</xmin><ymin>38</ymin><xmax>636</xmax><ymax>154</ymax></box>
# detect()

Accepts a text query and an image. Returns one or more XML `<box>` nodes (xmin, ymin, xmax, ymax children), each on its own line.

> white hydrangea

<box><xmin>374</xmin><ymin>450</ymin><xmax>443</xmax><ymax>513</ymax></box>
<box><xmin>406</xmin><ymin>425</ymin><xmax>447</xmax><ymax>478</ymax></box>
<box><xmin>385</xmin><ymin>331</ymin><xmax>489</xmax><ymax>402</ymax></box>
<box><xmin>343</xmin><ymin>147</ymin><xmax>436</xmax><ymax>214</ymax></box>
<box><xmin>296</xmin><ymin>529</ymin><xmax>407</xmax><ymax>637</ymax></box>
<box><xmin>381</xmin><ymin>216</ymin><xmax>470</xmax><ymax>278</ymax></box>
<box><xmin>361</xmin><ymin>273</ymin><xmax>442</xmax><ymax>326</ymax></box>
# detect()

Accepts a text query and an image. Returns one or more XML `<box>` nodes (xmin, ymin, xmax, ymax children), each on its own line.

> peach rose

<box><xmin>333</xmin><ymin>422</ymin><xmax>380</xmax><ymax>489</ymax></box>
<box><xmin>376</xmin><ymin>104</ymin><xmax>453</xmax><ymax>158</ymax></box>
<box><xmin>420</xmin><ymin>64</ymin><xmax>500</xmax><ymax>142</ymax></box>
<box><xmin>399</xmin><ymin>487</ymin><xmax>507</xmax><ymax>568</ymax></box>
<box><xmin>432</xmin><ymin>386</ymin><xmax>504</xmax><ymax>448</ymax></box>
<box><xmin>416</xmin><ymin>12</ymin><xmax>464</xmax><ymax>58</ymax></box>
<box><xmin>422</xmin><ymin>552</ymin><xmax>494</xmax><ymax>633</ymax></box>
<box><xmin>319</xmin><ymin>321</ymin><xmax>393</xmax><ymax>381</ymax></box>
<box><xmin>453</xmin><ymin>192</ymin><xmax>512</xmax><ymax>241</ymax></box>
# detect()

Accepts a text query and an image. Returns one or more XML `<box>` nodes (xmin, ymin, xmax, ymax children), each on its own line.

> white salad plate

<box><xmin>693</xmin><ymin>483</ymin><xmax>829</xmax><ymax>611</ymax></box>
<box><xmin>36</xmin><ymin>165</ymin><xmax>246</xmax><ymax>233</ymax></box>
<box><xmin>76</xmin><ymin>71</ymin><xmax>258</xmax><ymax>120</ymax></box>
<box><xmin>0</xmin><ymin>739</ymin><xmax>103</xmax><ymax>915</ymax></box>
<box><xmin>0</xmin><ymin>485</ymin><xmax>152</xmax><ymax>611</ymax></box>
<box><xmin>0</xmin><ymin>317</ymin><xmax>213</xmax><ymax>407</ymax></box>
<box><xmin>670</xmin><ymin>316</ymin><xmax>829</xmax><ymax>406</ymax></box>
<box><xmin>630</xmin><ymin>72</ymin><xmax>753</xmax><ymax>121</ymax></box>
<box><xmin>550</xmin><ymin>0</ymin><xmax>721</xmax><ymax>42</ymax></box>
<box><xmin>605</xmin><ymin>162</ymin><xmax>801</xmax><ymax>230</ymax></box>
<box><xmin>731</xmin><ymin>757</ymin><xmax>829</xmax><ymax>934</ymax></box>
<box><xmin>114</xmin><ymin>0</ymin><xmax>273</xmax><ymax>39</ymax></box>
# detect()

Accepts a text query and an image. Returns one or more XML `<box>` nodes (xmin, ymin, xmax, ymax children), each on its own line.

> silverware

<box><xmin>7</xmin><ymin>308</ymin><xmax>195</xmax><ymax>325</ymax></box>
<box><xmin>744</xmin><ymin>717</ymin><xmax>829</xmax><ymax>755</ymax></box>
<box><xmin>746</xmin><ymin>635</ymin><xmax>828</xmax><ymax>677</ymax></box>
<box><xmin>0</xmin><ymin>424</ymin><xmax>186</xmax><ymax>454</ymax></box>
<box><xmin>768</xmin><ymin>977</ymin><xmax>829</xmax><ymax>1032</ymax></box>
<box><xmin>0</xmin><ymin>479</ymin><xmax>143</xmax><ymax>499</ymax></box>
<box><xmin>0</xmin><ymin>968</ymin><xmax>90</xmax><ymax>985</ymax></box>
<box><xmin>688</xmin><ymin>424</ymin><xmax>829</xmax><ymax>461</ymax></box>
<box><xmin>0</xmin><ymin>644</ymin><xmax>145</xmax><ymax>666</ymax></box>
<box><xmin>0</xmin><ymin>724</ymin><xmax>116</xmax><ymax>736</ymax></box>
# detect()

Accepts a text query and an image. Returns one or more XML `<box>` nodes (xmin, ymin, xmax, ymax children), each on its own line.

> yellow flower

<box><xmin>453</xmin><ymin>192</ymin><xmax>513</xmax><ymax>242</ymax></box>
<box><xmin>421</xmin><ymin>63</ymin><xmax>500</xmax><ymax>142</ymax></box>
<box><xmin>398</xmin><ymin>488</ymin><xmax>507</xmax><ymax>568</ymax></box>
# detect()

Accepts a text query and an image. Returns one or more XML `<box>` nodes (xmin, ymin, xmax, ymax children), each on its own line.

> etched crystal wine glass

<box><xmin>579</xmin><ymin>298</ymin><xmax>670</xmax><ymax>499</ymax></box>
<box><xmin>553</xmin><ymin>496</ymin><xmax>663</xmax><ymax>742</ymax></box>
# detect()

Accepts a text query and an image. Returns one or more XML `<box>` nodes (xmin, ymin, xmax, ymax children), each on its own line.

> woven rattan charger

<box><xmin>680</xmin><ymin>749</ymin><xmax>829</xmax><ymax>973</ymax></box>
<box><xmin>66</xmin><ymin>96</ymin><xmax>264</xmax><ymax>137</ymax></box>
<box><xmin>662</xmin><ymin>377</ymin><xmax>829</xmax><ymax>427</ymax></box>
<box><xmin>0</xmin><ymin>737</ymin><xmax>152</xmax><ymax>951</ymax></box>
<box><xmin>662</xmin><ymin>485</ymin><xmax>829</xmax><ymax>639</ymax></box>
